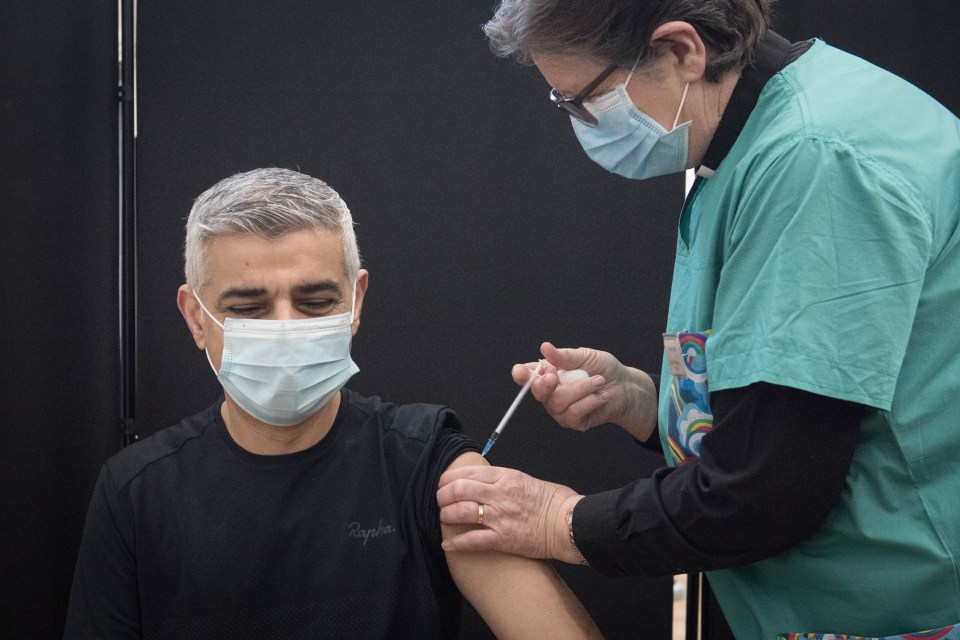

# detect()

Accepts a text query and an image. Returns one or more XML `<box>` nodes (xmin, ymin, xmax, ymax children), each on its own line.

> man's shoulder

<box><xmin>345</xmin><ymin>390</ymin><xmax>463</xmax><ymax>445</ymax></box>
<box><xmin>104</xmin><ymin>402</ymin><xmax>220</xmax><ymax>490</ymax></box>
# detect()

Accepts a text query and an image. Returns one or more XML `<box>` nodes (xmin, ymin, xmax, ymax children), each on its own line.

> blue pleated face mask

<box><xmin>572</xmin><ymin>67</ymin><xmax>691</xmax><ymax>180</ymax></box>
<box><xmin>193</xmin><ymin>284</ymin><xmax>359</xmax><ymax>427</ymax></box>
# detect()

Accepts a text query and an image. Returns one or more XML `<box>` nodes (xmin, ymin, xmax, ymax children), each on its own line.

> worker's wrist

<box><xmin>614</xmin><ymin>367</ymin><xmax>658</xmax><ymax>442</ymax></box>
<box><xmin>555</xmin><ymin>494</ymin><xmax>588</xmax><ymax>565</ymax></box>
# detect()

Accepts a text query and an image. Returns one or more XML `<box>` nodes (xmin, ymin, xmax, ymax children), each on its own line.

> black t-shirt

<box><xmin>64</xmin><ymin>390</ymin><xmax>479</xmax><ymax>639</ymax></box>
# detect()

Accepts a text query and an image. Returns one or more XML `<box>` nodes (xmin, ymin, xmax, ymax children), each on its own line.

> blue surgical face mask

<box><xmin>572</xmin><ymin>67</ymin><xmax>691</xmax><ymax>180</ymax></box>
<box><xmin>193</xmin><ymin>284</ymin><xmax>360</xmax><ymax>427</ymax></box>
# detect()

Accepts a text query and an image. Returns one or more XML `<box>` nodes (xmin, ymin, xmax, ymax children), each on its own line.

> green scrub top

<box><xmin>659</xmin><ymin>39</ymin><xmax>960</xmax><ymax>638</ymax></box>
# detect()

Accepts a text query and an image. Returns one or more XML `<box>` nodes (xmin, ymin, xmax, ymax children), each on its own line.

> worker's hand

<box><xmin>437</xmin><ymin>465</ymin><xmax>585</xmax><ymax>563</ymax></box>
<box><xmin>514</xmin><ymin>342</ymin><xmax>658</xmax><ymax>441</ymax></box>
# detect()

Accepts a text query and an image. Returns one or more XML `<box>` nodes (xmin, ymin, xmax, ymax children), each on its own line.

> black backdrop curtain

<box><xmin>0</xmin><ymin>1</ymin><xmax>119</xmax><ymax>635</ymax></box>
<box><xmin>2</xmin><ymin>0</ymin><xmax>957</xmax><ymax>637</ymax></box>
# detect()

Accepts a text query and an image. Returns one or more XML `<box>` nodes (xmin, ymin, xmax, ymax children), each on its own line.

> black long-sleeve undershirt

<box><xmin>573</xmin><ymin>382</ymin><xmax>864</xmax><ymax>576</ymax></box>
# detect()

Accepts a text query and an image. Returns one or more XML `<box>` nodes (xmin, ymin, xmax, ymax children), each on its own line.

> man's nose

<box><xmin>268</xmin><ymin>300</ymin><xmax>299</xmax><ymax>320</ymax></box>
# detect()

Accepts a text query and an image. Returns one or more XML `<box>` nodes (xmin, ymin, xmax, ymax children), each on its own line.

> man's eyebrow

<box><xmin>293</xmin><ymin>280</ymin><xmax>342</xmax><ymax>296</ymax></box>
<box><xmin>215</xmin><ymin>280</ymin><xmax>342</xmax><ymax>304</ymax></box>
<box><xmin>218</xmin><ymin>287</ymin><xmax>268</xmax><ymax>303</ymax></box>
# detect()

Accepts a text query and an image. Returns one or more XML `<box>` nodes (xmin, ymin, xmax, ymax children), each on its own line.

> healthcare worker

<box><xmin>437</xmin><ymin>1</ymin><xmax>960</xmax><ymax>638</ymax></box>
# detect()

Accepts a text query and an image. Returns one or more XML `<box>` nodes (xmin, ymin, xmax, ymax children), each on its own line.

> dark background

<box><xmin>2</xmin><ymin>1</ymin><xmax>957</xmax><ymax>637</ymax></box>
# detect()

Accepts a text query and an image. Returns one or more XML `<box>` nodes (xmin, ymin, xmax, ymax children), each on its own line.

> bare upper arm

<box><xmin>440</xmin><ymin>452</ymin><xmax>602</xmax><ymax>639</ymax></box>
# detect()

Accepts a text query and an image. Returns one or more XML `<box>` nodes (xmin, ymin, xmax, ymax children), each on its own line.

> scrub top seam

<box><xmin>777</xmin><ymin>70</ymin><xmax>933</xmax><ymax>242</ymax></box>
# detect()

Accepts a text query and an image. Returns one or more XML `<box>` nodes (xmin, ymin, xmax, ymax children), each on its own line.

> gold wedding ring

<box><xmin>477</xmin><ymin>503</ymin><xmax>485</xmax><ymax>526</ymax></box>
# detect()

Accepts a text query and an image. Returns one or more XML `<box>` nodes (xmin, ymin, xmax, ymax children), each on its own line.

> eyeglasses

<box><xmin>548</xmin><ymin>64</ymin><xmax>618</xmax><ymax>127</ymax></box>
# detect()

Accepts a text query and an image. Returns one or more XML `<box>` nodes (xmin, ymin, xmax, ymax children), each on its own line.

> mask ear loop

<box><xmin>672</xmin><ymin>82</ymin><xmax>690</xmax><ymax>130</ymax></box>
<box><xmin>192</xmin><ymin>289</ymin><xmax>225</xmax><ymax>330</ymax></box>
<box><xmin>192</xmin><ymin>289</ymin><xmax>224</xmax><ymax>375</ymax></box>
<box><xmin>349</xmin><ymin>280</ymin><xmax>357</xmax><ymax>322</ymax></box>
<box><xmin>624</xmin><ymin>55</ymin><xmax>643</xmax><ymax>90</ymax></box>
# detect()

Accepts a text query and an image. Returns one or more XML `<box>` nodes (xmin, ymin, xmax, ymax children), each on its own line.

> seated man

<box><xmin>64</xmin><ymin>168</ymin><xmax>601</xmax><ymax>639</ymax></box>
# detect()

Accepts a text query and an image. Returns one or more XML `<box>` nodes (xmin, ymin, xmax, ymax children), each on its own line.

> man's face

<box><xmin>179</xmin><ymin>228</ymin><xmax>368</xmax><ymax>373</ymax></box>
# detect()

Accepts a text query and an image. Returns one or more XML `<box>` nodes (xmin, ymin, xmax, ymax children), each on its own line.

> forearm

<box><xmin>572</xmin><ymin>383</ymin><xmax>863</xmax><ymax>576</ymax></box>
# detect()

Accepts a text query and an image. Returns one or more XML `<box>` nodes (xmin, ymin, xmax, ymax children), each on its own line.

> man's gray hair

<box><xmin>184</xmin><ymin>168</ymin><xmax>361</xmax><ymax>291</ymax></box>
<box><xmin>484</xmin><ymin>0</ymin><xmax>774</xmax><ymax>82</ymax></box>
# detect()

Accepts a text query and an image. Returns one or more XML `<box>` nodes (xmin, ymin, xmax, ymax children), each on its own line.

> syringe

<box><xmin>481</xmin><ymin>360</ymin><xmax>545</xmax><ymax>457</ymax></box>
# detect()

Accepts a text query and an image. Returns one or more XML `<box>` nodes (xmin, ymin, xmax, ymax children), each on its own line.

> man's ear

<box><xmin>351</xmin><ymin>269</ymin><xmax>369</xmax><ymax>336</ymax></box>
<box><xmin>177</xmin><ymin>284</ymin><xmax>207</xmax><ymax>349</ymax></box>
<box><xmin>649</xmin><ymin>21</ymin><xmax>708</xmax><ymax>84</ymax></box>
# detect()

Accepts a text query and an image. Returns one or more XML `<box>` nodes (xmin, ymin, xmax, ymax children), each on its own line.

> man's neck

<box><xmin>221</xmin><ymin>392</ymin><xmax>341</xmax><ymax>455</ymax></box>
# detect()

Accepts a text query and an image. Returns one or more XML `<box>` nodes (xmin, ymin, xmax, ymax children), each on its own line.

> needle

<box><xmin>481</xmin><ymin>360</ymin><xmax>545</xmax><ymax>457</ymax></box>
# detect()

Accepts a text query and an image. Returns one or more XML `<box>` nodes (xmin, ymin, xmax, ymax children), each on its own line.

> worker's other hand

<box><xmin>513</xmin><ymin>342</ymin><xmax>657</xmax><ymax>441</ymax></box>
<box><xmin>437</xmin><ymin>465</ymin><xmax>584</xmax><ymax>563</ymax></box>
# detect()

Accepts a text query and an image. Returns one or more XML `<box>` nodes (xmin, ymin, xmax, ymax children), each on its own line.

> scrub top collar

<box><xmin>696</xmin><ymin>31</ymin><xmax>811</xmax><ymax>177</ymax></box>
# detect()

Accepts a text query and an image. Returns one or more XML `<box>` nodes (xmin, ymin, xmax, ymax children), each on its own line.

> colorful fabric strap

<box><xmin>778</xmin><ymin>624</ymin><xmax>959</xmax><ymax>640</ymax></box>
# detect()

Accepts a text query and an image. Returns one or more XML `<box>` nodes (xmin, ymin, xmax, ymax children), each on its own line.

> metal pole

<box><xmin>686</xmin><ymin>572</ymin><xmax>701</xmax><ymax>640</ymax></box>
<box><xmin>118</xmin><ymin>0</ymin><xmax>138</xmax><ymax>447</ymax></box>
